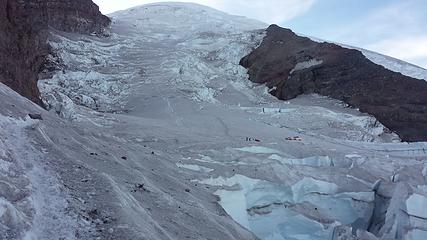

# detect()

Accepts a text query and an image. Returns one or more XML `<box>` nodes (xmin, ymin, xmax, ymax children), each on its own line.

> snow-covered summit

<box><xmin>110</xmin><ymin>2</ymin><xmax>267</xmax><ymax>37</ymax></box>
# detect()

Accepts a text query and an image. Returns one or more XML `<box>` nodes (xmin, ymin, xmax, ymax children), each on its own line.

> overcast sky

<box><xmin>93</xmin><ymin>0</ymin><xmax>427</xmax><ymax>69</ymax></box>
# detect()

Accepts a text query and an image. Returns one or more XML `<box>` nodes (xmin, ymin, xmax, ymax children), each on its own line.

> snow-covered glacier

<box><xmin>1</xmin><ymin>2</ymin><xmax>427</xmax><ymax>240</ymax></box>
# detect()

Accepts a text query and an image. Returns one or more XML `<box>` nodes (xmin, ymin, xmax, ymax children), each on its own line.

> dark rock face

<box><xmin>0</xmin><ymin>0</ymin><xmax>46</xmax><ymax>105</ymax></box>
<box><xmin>240</xmin><ymin>24</ymin><xmax>427</xmax><ymax>142</ymax></box>
<box><xmin>0</xmin><ymin>0</ymin><xmax>110</xmax><ymax>105</ymax></box>
<box><xmin>33</xmin><ymin>0</ymin><xmax>111</xmax><ymax>35</ymax></box>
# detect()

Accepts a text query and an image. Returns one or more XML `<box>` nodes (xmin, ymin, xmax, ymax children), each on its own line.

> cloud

<box><xmin>197</xmin><ymin>0</ymin><xmax>316</xmax><ymax>23</ymax></box>
<box><xmin>366</xmin><ymin>36</ymin><xmax>427</xmax><ymax>68</ymax></box>
<box><xmin>93</xmin><ymin>0</ymin><xmax>316</xmax><ymax>23</ymax></box>
<box><xmin>327</xmin><ymin>0</ymin><xmax>427</xmax><ymax>68</ymax></box>
<box><xmin>92</xmin><ymin>0</ymin><xmax>427</xmax><ymax>68</ymax></box>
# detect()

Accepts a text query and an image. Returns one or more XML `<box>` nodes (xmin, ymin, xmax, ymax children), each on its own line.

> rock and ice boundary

<box><xmin>1</xmin><ymin>2</ymin><xmax>427</xmax><ymax>240</ymax></box>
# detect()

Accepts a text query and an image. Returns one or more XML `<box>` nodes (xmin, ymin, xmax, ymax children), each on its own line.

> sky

<box><xmin>93</xmin><ymin>0</ymin><xmax>427</xmax><ymax>69</ymax></box>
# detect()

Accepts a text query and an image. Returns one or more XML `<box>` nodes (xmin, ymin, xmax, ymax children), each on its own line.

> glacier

<box><xmin>1</xmin><ymin>2</ymin><xmax>427</xmax><ymax>240</ymax></box>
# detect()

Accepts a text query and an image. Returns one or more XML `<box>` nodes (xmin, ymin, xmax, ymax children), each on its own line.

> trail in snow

<box><xmin>0</xmin><ymin>114</ymin><xmax>77</xmax><ymax>240</ymax></box>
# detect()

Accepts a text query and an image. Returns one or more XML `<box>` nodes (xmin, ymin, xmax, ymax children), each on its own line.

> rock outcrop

<box><xmin>240</xmin><ymin>24</ymin><xmax>427</xmax><ymax>142</ymax></box>
<box><xmin>0</xmin><ymin>0</ymin><xmax>110</xmax><ymax>105</ymax></box>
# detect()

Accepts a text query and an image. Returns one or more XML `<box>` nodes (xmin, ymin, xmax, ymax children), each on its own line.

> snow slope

<box><xmin>1</xmin><ymin>2</ymin><xmax>427</xmax><ymax>240</ymax></box>
<box><xmin>360</xmin><ymin>49</ymin><xmax>427</xmax><ymax>81</ymax></box>
<box><xmin>307</xmin><ymin>35</ymin><xmax>427</xmax><ymax>81</ymax></box>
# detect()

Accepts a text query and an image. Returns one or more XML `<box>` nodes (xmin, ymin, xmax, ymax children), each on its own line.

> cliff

<box><xmin>241</xmin><ymin>25</ymin><xmax>427</xmax><ymax>142</ymax></box>
<box><xmin>0</xmin><ymin>0</ymin><xmax>110</xmax><ymax>105</ymax></box>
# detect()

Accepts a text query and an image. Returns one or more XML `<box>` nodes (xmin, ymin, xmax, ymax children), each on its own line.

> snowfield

<box><xmin>357</xmin><ymin>48</ymin><xmax>427</xmax><ymax>81</ymax></box>
<box><xmin>306</xmin><ymin>35</ymin><xmax>427</xmax><ymax>81</ymax></box>
<box><xmin>1</xmin><ymin>2</ymin><xmax>427</xmax><ymax>240</ymax></box>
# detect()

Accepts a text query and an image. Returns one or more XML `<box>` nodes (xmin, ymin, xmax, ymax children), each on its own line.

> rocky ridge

<box><xmin>241</xmin><ymin>24</ymin><xmax>427</xmax><ymax>142</ymax></box>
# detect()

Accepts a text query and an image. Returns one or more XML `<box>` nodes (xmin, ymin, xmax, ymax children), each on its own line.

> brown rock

<box><xmin>240</xmin><ymin>24</ymin><xmax>427</xmax><ymax>142</ymax></box>
<box><xmin>0</xmin><ymin>0</ymin><xmax>110</xmax><ymax>105</ymax></box>
<box><xmin>28</xmin><ymin>113</ymin><xmax>42</xmax><ymax>120</ymax></box>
